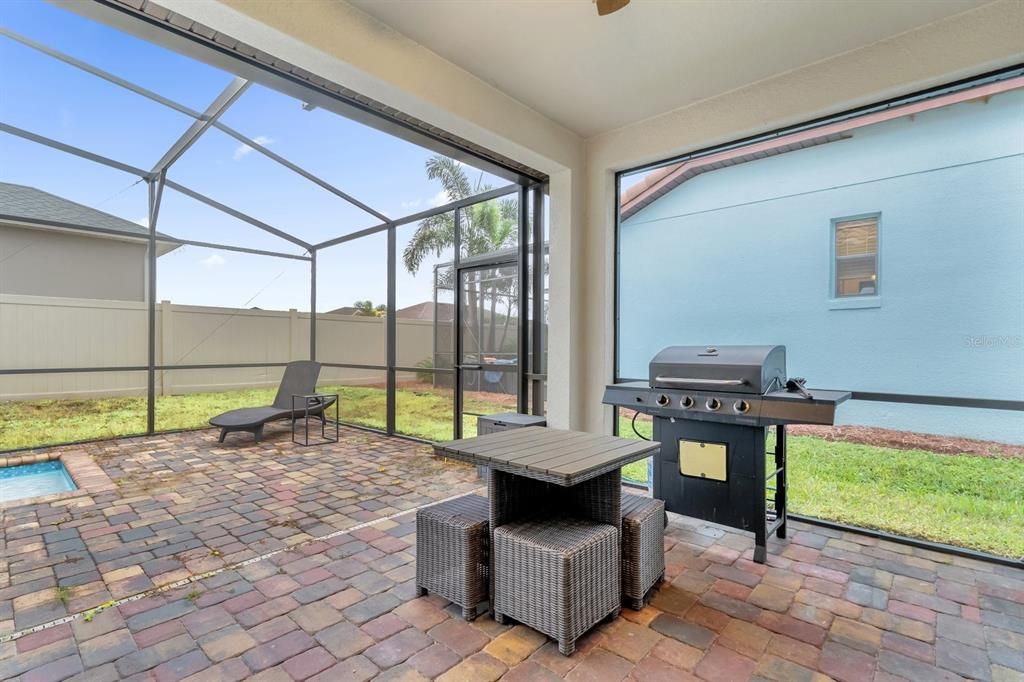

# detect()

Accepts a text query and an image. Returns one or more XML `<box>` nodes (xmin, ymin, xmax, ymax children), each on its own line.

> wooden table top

<box><xmin>434</xmin><ymin>427</ymin><xmax>661</xmax><ymax>486</ymax></box>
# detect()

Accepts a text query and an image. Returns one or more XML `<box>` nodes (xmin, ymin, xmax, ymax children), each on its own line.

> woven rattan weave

<box><xmin>621</xmin><ymin>493</ymin><xmax>667</xmax><ymax>610</ymax></box>
<box><xmin>493</xmin><ymin>516</ymin><xmax>620</xmax><ymax>656</ymax></box>
<box><xmin>415</xmin><ymin>494</ymin><xmax>489</xmax><ymax>621</ymax></box>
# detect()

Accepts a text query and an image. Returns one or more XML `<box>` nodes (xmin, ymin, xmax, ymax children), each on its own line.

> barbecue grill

<box><xmin>603</xmin><ymin>345</ymin><xmax>850</xmax><ymax>562</ymax></box>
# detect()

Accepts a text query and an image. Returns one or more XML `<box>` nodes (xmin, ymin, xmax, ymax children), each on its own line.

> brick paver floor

<box><xmin>2</xmin><ymin>426</ymin><xmax>1023</xmax><ymax>681</ymax></box>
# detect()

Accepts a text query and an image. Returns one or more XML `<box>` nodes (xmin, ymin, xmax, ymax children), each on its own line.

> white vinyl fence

<box><xmin>0</xmin><ymin>294</ymin><xmax>436</xmax><ymax>400</ymax></box>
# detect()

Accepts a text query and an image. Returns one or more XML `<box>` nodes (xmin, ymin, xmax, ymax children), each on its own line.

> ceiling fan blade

<box><xmin>595</xmin><ymin>0</ymin><xmax>630</xmax><ymax>16</ymax></box>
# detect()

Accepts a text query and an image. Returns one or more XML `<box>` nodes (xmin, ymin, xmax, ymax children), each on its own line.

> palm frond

<box><xmin>403</xmin><ymin>212</ymin><xmax>455</xmax><ymax>274</ymax></box>
<box><xmin>499</xmin><ymin>197</ymin><xmax>518</xmax><ymax>224</ymax></box>
<box><xmin>425</xmin><ymin>156</ymin><xmax>472</xmax><ymax>201</ymax></box>
<box><xmin>403</xmin><ymin>156</ymin><xmax>518</xmax><ymax>278</ymax></box>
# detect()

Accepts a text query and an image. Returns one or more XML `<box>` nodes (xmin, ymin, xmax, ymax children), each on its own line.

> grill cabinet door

<box><xmin>653</xmin><ymin>418</ymin><xmax>766</xmax><ymax>533</ymax></box>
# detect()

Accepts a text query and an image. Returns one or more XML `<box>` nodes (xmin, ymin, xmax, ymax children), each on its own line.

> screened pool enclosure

<box><xmin>0</xmin><ymin>1</ymin><xmax>549</xmax><ymax>451</ymax></box>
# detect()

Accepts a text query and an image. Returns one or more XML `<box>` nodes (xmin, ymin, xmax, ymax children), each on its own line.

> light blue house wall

<box><xmin>618</xmin><ymin>90</ymin><xmax>1024</xmax><ymax>443</ymax></box>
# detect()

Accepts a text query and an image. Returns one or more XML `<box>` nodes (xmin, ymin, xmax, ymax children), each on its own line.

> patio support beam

<box><xmin>310</xmin><ymin>250</ymin><xmax>317</xmax><ymax>360</ymax></box>
<box><xmin>147</xmin><ymin>172</ymin><xmax>166</xmax><ymax>434</ymax></box>
<box><xmin>390</xmin><ymin>184</ymin><xmax>520</xmax><ymax>229</ymax></box>
<box><xmin>531</xmin><ymin>186</ymin><xmax>546</xmax><ymax>415</ymax></box>
<box><xmin>386</xmin><ymin>225</ymin><xmax>397</xmax><ymax>436</ymax></box>
<box><xmin>155</xmin><ymin>362</ymin><xmax>294</xmax><ymax>371</ymax></box>
<box><xmin>517</xmin><ymin>185</ymin><xmax>529</xmax><ymax>414</ymax></box>
<box><xmin>0</xmin><ymin>211</ymin><xmax>308</xmax><ymax>262</ymax></box>
<box><xmin>0</xmin><ymin>122</ymin><xmax>148</xmax><ymax>178</ymax></box>
<box><xmin>314</xmin><ymin>184</ymin><xmax>520</xmax><ymax>251</ymax></box>
<box><xmin>0</xmin><ymin>27</ymin><xmax>204</xmax><ymax>120</ymax></box>
<box><xmin>0</xmin><ymin>366</ymin><xmax>150</xmax><ymax>375</ymax></box>
<box><xmin>212</xmin><ymin>125</ymin><xmax>392</xmax><ymax>223</ymax></box>
<box><xmin>160</xmin><ymin>237</ymin><xmax>310</xmax><ymax>261</ymax></box>
<box><xmin>314</xmin><ymin>222</ymin><xmax>391</xmax><ymax>250</ymax></box>
<box><xmin>164</xmin><ymin>180</ymin><xmax>312</xmax><ymax>250</ymax></box>
<box><xmin>0</xmin><ymin>123</ymin><xmax>316</xmax><ymax>254</ymax></box>
<box><xmin>452</xmin><ymin>207</ymin><xmax>463</xmax><ymax>439</ymax></box>
<box><xmin>150</xmin><ymin>77</ymin><xmax>249</xmax><ymax>175</ymax></box>
<box><xmin>0</xmin><ymin>27</ymin><xmax>392</xmax><ymax>224</ymax></box>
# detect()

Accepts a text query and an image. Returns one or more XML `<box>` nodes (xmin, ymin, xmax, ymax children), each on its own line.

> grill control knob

<box><xmin>734</xmin><ymin>400</ymin><xmax>750</xmax><ymax>414</ymax></box>
<box><xmin>656</xmin><ymin>394</ymin><xmax>671</xmax><ymax>407</ymax></box>
<box><xmin>705</xmin><ymin>398</ymin><xmax>721</xmax><ymax>411</ymax></box>
<box><xmin>680</xmin><ymin>396</ymin><xmax>695</xmax><ymax>409</ymax></box>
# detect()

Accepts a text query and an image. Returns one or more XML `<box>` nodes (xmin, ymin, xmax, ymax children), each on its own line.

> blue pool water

<box><xmin>0</xmin><ymin>461</ymin><xmax>76</xmax><ymax>503</ymax></box>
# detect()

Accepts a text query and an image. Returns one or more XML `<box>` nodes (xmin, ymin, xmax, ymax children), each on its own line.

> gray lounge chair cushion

<box><xmin>210</xmin><ymin>406</ymin><xmax>292</xmax><ymax>428</ymax></box>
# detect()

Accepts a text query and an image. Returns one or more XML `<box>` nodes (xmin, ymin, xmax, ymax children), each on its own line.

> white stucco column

<box><xmin>542</xmin><ymin>168</ymin><xmax>578</xmax><ymax>429</ymax></box>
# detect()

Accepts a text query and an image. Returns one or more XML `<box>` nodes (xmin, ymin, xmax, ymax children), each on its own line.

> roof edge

<box><xmin>620</xmin><ymin>75</ymin><xmax>1024</xmax><ymax>221</ymax></box>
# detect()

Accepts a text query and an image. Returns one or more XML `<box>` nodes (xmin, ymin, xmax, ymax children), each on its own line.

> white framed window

<box><xmin>832</xmin><ymin>216</ymin><xmax>879</xmax><ymax>300</ymax></box>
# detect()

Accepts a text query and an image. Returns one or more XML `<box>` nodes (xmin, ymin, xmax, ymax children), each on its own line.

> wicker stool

<box><xmin>415</xmin><ymin>494</ymin><xmax>489</xmax><ymax>621</ymax></box>
<box><xmin>493</xmin><ymin>517</ymin><xmax>620</xmax><ymax>656</ymax></box>
<box><xmin>621</xmin><ymin>493</ymin><xmax>667</xmax><ymax>610</ymax></box>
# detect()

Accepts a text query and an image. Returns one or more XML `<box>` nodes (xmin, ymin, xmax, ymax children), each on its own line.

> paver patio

<box><xmin>1</xmin><ymin>425</ymin><xmax>1023</xmax><ymax>681</ymax></box>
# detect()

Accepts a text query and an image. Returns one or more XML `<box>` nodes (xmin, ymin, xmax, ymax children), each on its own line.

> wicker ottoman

<box><xmin>621</xmin><ymin>493</ymin><xmax>667</xmax><ymax>610</ymax></box>
<box><xmin>493</xmin><ymin>517</ymin><xmax>620</xmax><ymax>655</ymax></box>
<box><xmin>415</xmin><ymin>494</ymin><xmax>489</xmax><ymax>621</ymax></box>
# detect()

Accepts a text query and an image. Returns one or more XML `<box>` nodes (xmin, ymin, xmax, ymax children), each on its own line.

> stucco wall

<box><xmin>0</xmin><ymin>224</ymin><xmax>146</xmax><ymax>301</ymax></box>
<box><xmin>619</xmin><ymin>91</ymin><xmax>1024</xmax><ymax>442</ymax></box>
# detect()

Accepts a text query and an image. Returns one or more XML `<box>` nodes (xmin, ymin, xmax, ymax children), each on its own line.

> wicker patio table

<box><xmin>434</xmin><ymin>427</ymin><xmax>660</xmax><ymax>652</ymax></box>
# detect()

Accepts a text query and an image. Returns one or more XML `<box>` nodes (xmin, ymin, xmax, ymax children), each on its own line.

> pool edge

<box><xmin>0</xmin><ymin>451</ymin><xmax>116</xmax><ymax>509</ymax></box>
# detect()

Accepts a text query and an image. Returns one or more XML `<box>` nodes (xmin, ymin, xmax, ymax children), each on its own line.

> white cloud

<box><xmin>400</xmin><ymin>199</ymin><xmax>421</xmax><ymax>210</ymax></box>
<box><xmin>201</xmin><ymin>253</ymin><xmax>226</xmax><ymax>267</ymax></box>
<box><xmin>133</xmin><ymin>216</ymin><xmax>149</xmax><ymax>227</ymax></box>
<box><xmin>233</xmin><ymin>135</ymin><xmax>273</xmax><ymax>160</ymax></box>
<box><xmin>428</xmin><ymin>190</ymin><xmax>450</xmax><ymax>208</ymax></box>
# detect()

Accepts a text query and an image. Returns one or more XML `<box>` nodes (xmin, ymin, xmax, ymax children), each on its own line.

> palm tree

<box><xmin>353</xmin><ymin>299</ymin><xmax>387</xmax><ymax>317</ymax></box>
<box><xmin>402</xmin><ymin>157</ymin><xmax>517</xmax><ymax>272</ymax></box>
<box><xmin>403</xmin><ymin>156</ymin><xmax>519</xmax><ymax>358</ymax></box>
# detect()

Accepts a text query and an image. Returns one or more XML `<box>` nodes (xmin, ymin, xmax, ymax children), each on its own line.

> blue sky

<box><xmin>0</xmin><ymin>0</ymin><xmax>504</xmax><ymax>312</ymax></box>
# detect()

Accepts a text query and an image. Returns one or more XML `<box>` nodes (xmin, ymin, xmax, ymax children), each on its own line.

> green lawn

<box><xmin>616</xmin><ymin>414</ymin><xmax>1024</xmax><ymax>558</ymax></box>
<box><xmin>1</xmin><ymin>387</ymin><xmax>1020</xmax><ymax>558</ymax></box>
<box><xmin>0</xmin><ymin>381</ymin><xmax>513</xmax><ymax>451</ymax></box>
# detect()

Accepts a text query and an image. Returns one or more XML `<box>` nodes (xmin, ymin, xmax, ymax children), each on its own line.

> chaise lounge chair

<box><xmin>209</xmin><ymin>361</ymin><xmax>337</xmax><ymax>443</ymax></box>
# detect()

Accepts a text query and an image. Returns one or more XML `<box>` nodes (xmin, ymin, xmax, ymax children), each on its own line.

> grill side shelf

<box><xmin>759</xmin><ymin>389</ymin><xmax>852</xmax><ymax>425</ymax></box>
<box><xmin>602</xmin><ymin>383</ymin><xmax>656</xmax><ymax>412</ymax></box>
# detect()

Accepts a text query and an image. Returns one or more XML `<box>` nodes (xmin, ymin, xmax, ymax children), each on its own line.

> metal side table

<box><xmin>291</xmin><ymin>393</ymin><xmax>339</xmax><ymax>446</ymax></box>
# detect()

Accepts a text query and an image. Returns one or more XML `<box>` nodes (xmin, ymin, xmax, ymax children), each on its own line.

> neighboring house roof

<box><xmin>327</xmin><ymin>306</ymin><xmax>360</xmax><ymax>315</ymax></box>
<box><xmin>620</xmin><ymin>76</ymin><xmax>1024</xmax><ymax>221</ymax></box>
<box><xmin>0</xmin><ymin>181</ymin><xmax>173</xmax><ymax>243</ymax></box>
<box><xmin>620</xmin><ymin>131</ymin><xmax>849</xmax><ymax>220</ymax></box>
<box><xmin>395</xmin><ymin>301</ymin><xmax>454</xmax><ymax>321</ymax></box>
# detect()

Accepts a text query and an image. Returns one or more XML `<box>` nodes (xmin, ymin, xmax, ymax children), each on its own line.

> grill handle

<box><xmin>654</xmin><ymin>376</ymin><xmax>749</xmax><ymax>387</ymax></box>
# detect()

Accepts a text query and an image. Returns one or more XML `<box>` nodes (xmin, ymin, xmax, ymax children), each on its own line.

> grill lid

<box><xmin>649</xmin><ymin>345</ymin><xmax>786</xmax><ymax>394</ymax></box>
